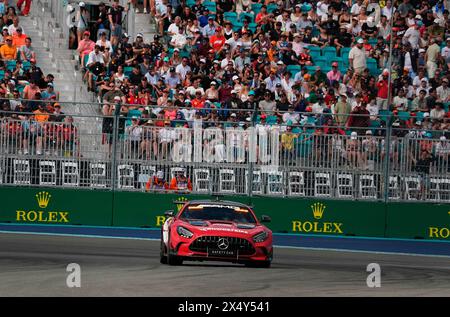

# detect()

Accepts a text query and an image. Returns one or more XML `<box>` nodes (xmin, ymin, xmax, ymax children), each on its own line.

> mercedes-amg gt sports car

<box><xmin>160</xmin><ymin>200</ymin><xmax>273</xmax><ymax>267</ymax></box>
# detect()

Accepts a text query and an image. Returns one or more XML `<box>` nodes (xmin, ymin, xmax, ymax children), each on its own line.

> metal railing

<box><xmin>0</xmin><ymin>108</ymin><xmax>449</xmax><ymax>202</ymax></box>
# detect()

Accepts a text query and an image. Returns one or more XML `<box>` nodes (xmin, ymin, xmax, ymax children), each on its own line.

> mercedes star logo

<box><xmin>217</xmin><ymin>238</ymin><xmax>229</xmax><ymax>250</ymax></box>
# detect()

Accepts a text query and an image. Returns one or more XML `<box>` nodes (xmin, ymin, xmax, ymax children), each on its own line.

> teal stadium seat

<box><xmin>22</xmin><ymin>61</ymin><xmax>31</xmax><ymax>71</ymax></box>
<box><xmin>251</xmin><ymin>3</ymin><xmax>263</xmax><ymax>14</ymax></box>
<box><xmin>313</xmin><ymin>56</ymin><xmax>327</xmax><ymax>69</ymax></box>
<box><xmin>6</xmin><ymin>60</ymin><xmax>16</xmax><ymax>71</ymax></box>
<box><xmin>124</xmin><ymin>66</ymin><xmax>133</xmax><ymax>77</ymax></box>
<box><xmin>304</xmin><ymin>65</ymin><xmax>316</xmax><ymax>73</ymax></box>
<box><xmin>287</xmin><ymin>65</ymin><xmax>301</xmax><ymax>77</ymax></box>
<box><xmin>232</xmin><ymin>21</ymin><xmax>243</xmax><ymax>32</ymax></box>
<box><xmin>203</xmin><ymin>1</ymin><xmax>217</xmax><ymax>13</ymax></box>
<box><xmin>307</xmin><ymin>46</ymin><xmax>321</xmax><ymax>60</ymax></box>
<box><xmin>322</xmin><ymin>46</ymin><xmax>337</xmax><ymax>60</ymax></box>
<box><xmin>397</xmin><ymin>111</ymin><xmax>410</xmax><ymax>121</ymax></box>
<box><xmin>224</xmin><ymin>12</ymin><xmax>238</xmax><ymax>23</ymax></box>
<box><xmin>267</xmin><ymin>3</ymin><xmax>278</xmax><ymax>13</ymax></box>
<box><xmin>366</xmin><ymin>58</ymin><xmax>379</xmax><ymax>76</ymax></box>
<box><xmin>239</xmin><ymin>12</ymin><xmax>255</xmax><ymax>23</ymax></box>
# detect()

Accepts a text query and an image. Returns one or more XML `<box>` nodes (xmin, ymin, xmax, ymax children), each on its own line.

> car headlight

<box><xmin>253</xmin><ymin>231</ymin><xmax>268</xmax><ymax>243</ymax></box>
<box><xmin>177</xmin><ymin>226</ymin><xmax>193</xmax><ymax>239</ymax></box>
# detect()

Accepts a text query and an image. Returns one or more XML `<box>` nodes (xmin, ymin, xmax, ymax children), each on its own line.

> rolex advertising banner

<box><xmin>249</xmin><ymin>197</ymin><xmax>386</xmax><ymax>237</ymax></box>
<box><xmin>385</xmin><ymin>202</ymin><xmax>450</xmax><ymax>240</ymax></box>
<box><xmin>0</xmin><ymin>187</ymin><xmax>113</xmax><ymax>226</ymax></box>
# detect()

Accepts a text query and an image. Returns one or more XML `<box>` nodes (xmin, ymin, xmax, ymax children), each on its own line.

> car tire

<box><xmin>160</xmin><ymin>241</ymin><xmax>168</xmax><ymax>264</ymax></box>
<box><xmin>245</xmin><ymin>261</ymin><xmax>271</xmax><ymax>268</ymax></box>
<box><xmin>167</xmin><ymin>246</ymin><xmax>183</xmax><ymax>266</ymax></box>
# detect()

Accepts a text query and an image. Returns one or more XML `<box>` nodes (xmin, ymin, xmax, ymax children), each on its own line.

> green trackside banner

<box><xmin>111</xmin><ymin>191</ymin><xmax>251</xmax><ymax>228</ymax></box>
<box><xmin>249</xmin><ymin>197</ymin><xmax>386</xmax><ymax>237</ymax></box>
<box><xmin>385</xmin><ymin>203</ymin><xmax>450</xmax><ymax>240</ymax></box>
<box><xmin>0</xmin><ymin>187</ymin><xmax>113</xmax><ymax>226</ymax></box>
<box><xmin>0</xmin><ymin>186</ymin><xmax>449</xmax><ymax>240</ymax></box>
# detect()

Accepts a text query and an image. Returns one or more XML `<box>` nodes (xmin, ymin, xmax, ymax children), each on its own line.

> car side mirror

<box><xmin>165</xmin><ymin>210</ymin><xmax>175</xmax><ymax>217</ymax></box>
<box><xmin>261</xmin><ymin>215</ymin><xmax>271</xmax><ymax>223</ymax></box>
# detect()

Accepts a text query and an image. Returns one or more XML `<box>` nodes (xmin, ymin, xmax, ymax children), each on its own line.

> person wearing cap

<box><xmin>75</xmin><ymin>2</ymin><xmax>90</xmax><ymax>45</ymax></box>
<box><xmin>76</xmin><ymin>31</ymin><xmax>95</xmax><ymax>68</ymax></box>
<box><xmin>209</xmin><ymin>25</ymin><xmax>225</xmax><ymax>52</ymax></box>
<box><xmin>349</xmin><ymin>38</ymin><xmax>367</xmax><ymax>74</ymax></box>
<box><xmin>168</xmin><ymin>167</ymin><xmax>192</xmax><ymax>191</ymax></box>
<box><xmin>202</xmin><ymin>15</ymin><xmax>217</xmax><ymax>38</ymax></box>
<box><xmin>40</xmin><ymin>82</ymin><xmax>59</xmax><ymax>101</ymax></box>
<box><xmin>435</xmin><ymin>135</ymin><xmax>450</xmax><ymax>169</ymax></box>
<box><xmin>436</xmin><ymin>78</ymin><xmax>450</xmax><ymax>103</ymax></box>
<box><xmin>49</xmin><ymin>103</ymin><xmax>65</xmax><ymax>122</ymax></box>
<box><xmin>0</xmin><ymin>35</ymin><xmax>17</xmax><ymax>60</ymax></box>
<box><xmin>145</xmin><ymin>170</ymin><xmax>169</xmax><ymax>192</ymax></box>
<box><xmin>375</xmin><ymin>69</ymin><xmax>390</xmax><ymax>110</ymax></box>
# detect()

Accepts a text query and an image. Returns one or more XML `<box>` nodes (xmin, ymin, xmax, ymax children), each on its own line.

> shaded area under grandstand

<box><xmin>0</xmin><ymin>223</ymin><xmax>449</xmax><ymax>257</ymax></box>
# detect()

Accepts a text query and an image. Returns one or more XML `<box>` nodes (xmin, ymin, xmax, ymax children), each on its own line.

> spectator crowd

<box><xmin>0</xmin><ymin>1</ymin><xmax>78</xmax><ymax>156</ymax></box>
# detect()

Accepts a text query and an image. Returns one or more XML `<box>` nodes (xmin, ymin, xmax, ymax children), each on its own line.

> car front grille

<box><xmin>189</xmin><ymin>236</ymin><xmax>255</xmax><ymax>256</ymax></box>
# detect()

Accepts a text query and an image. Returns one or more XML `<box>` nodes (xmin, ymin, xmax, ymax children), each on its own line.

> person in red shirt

<box><xmin>209</xmin><ymin>27</ymin><xmax>225</xmax><ymax>53</ymax></box>
<box><xmin>376</xmin><ymin>69</ymin><xmax>390</xmax><ymax>110</ymax></box>
<box><xmin>324</xmin><ymin>89</ymin><xmax>337</xmax><ymax>108</ymax></box>
<box><xmin>191</xmin><ymin>90</ymin><xmax>205</xmax><ymax>109</ymax></box>
<box><xmin>255</xmin><ymin>5</ymin><xmax>269</xmax><ymax>25</ymax></box>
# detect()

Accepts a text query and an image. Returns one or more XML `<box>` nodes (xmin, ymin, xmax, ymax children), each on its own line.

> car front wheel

<box><xmin>160</xmin><ymin>240</ymin><xmax>168</xmax><ymax>264</ymax></box>
<box><xmin>167</xmin><ymin>244</ymin><xmax>183</xmax><ymax>266</ymax></box>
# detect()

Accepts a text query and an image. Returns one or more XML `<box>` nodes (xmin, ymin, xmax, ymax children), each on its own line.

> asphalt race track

<box><xmin>0</xmin><ymin>232</ymin><xmax>449</xmax><ymax>296</ymax></box>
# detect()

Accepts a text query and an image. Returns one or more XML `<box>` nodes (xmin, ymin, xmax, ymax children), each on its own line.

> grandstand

<box><xmin>0</xmin><ymin>0</ymin><xmax>449</xmax><ymax>202</ymax></box>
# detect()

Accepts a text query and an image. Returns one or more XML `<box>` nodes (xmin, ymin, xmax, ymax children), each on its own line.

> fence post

<box><xmin>111</xmin><ymin>108</ymin><xmax>120</xmax><ymax>192</ymax></box>
<box><xmin>247</xmin><ymin>105</ymin><xmax>258</xmax><ymax>197</ymax></box>
<box><xmin>383</xmin><ymin>114</ymin><xmax>392</xmax><ymax>203</ymax></box>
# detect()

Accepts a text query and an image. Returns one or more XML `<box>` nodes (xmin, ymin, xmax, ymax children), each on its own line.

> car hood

<box><xmin>176</xmin><ymin>219</ymin><xmax>267</xmax><ymax>235</ymax></box>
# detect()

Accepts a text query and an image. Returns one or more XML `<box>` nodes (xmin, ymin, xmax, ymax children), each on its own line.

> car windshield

<box><xmin>180</xmin><ymin>204</ymin><xmax>257</xmax><ymax>224</ymax></box>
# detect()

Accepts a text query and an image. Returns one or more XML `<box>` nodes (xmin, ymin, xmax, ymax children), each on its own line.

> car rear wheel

<box><xmin>160</xmin><ymin>241</ymin><xmax>167</xmax><ymax>264</ymax></box>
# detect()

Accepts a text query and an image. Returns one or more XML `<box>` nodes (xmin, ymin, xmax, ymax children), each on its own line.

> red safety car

<box><xmin>160</xmin><ymin>199</ymin><xmax>273</xmax><ymax>268</ymax></box>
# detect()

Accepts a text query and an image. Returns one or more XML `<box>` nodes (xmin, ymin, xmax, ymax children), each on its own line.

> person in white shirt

<box><xmin>430</xmin><ymin>103</ymin><xmax>445</xmax><ymax>120</ymax></box>
<box><xmin>349</xmin><ymin>39</ymin><xmax>367</xmax><ymax>74</ymax></box>
<box><xmin>351</xmin><ymin>0</ymin><xmax>363</xmax><ymax>16</ymax></box>
<box><xmin>402</xmin><ymin>24</ymin><xmax>420</xmax><ymax>50</ymax></box>
<box><xmin>264</xmin><ymin>72</ymin><xmax>281</xmax><ymax>92</ymax></box>
<box><xmin>220</xmin><ymin>51</ymin><xmax>234</xmax><ymax>69</ymax></box>
<box><xmin>316</xmin><ymin>0</ymin><xmax>329</xmax><ymax>20</ymax></box>
<box><xmin>175</xmin><ymin>57</ymin><xmax>191</xmax><ymax>81</ymax></box>
<box><xmin>170</xmin><ymin>27</ymin><xmax>187</xmax><ymax>49</ymax></box>
<box><xmin>412</xmin><ymin>69</ymin><xmax>427</xmax><ymax>88</ymax></box>
<box><xmin>381</xmin><ymin>0</ymin><xmax>395</xmax><ymax>20</ymax></box>
<box><xmin>392</xmin><ymin>89</ymin><xmax>409</xmax><ymax>110</ymax></box>
<box><xmin>366</xmin><ymin>98</ymin><xmax>379</xmax><ymax>120</ymax></box>
<box><xmin>167</xmin><ymin>16</ymin><xmax>181</xmax><ymax>36</ymax></box>
<box><xmin>415</xmin><ymin>79</ymin><xmax>430</xmax><ymax>97</ymax></box>
<box><xmin>441</xmin><ymin>38</ymin><xmax>450</xmax><ymax>60</ymax></box>
<box><xmin>436</xmin><ymin>78</ymin><xmax>450</xmax><ymax>102</ymax></box>
<box><xmin>159</xmin><ymin>123</ymin><xmax>175</xmax><ymax>159</ymax></box>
